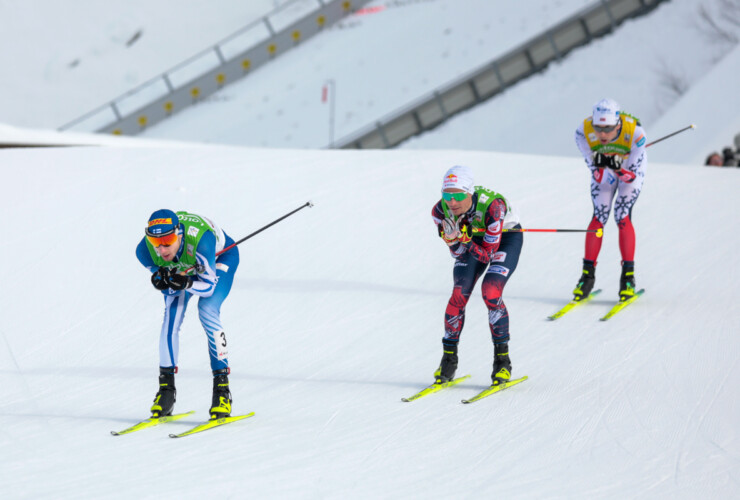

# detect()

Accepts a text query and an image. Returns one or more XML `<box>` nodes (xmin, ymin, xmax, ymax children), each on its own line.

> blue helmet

<box><xmin>146</xmin><ymin>209</ymin><xmax>179</xmax><ymax>237</ymax></box>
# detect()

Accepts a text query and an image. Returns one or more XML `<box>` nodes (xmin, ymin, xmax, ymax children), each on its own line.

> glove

<box><xmin>167</xmin><ymin>272</ymin><xmax>193</xmax><ymax>291</ymax></box>
<box><xmin>439</xmin><ymin>218</ymin><xmax>460</xmax><ymax>246</ymax></box>
<box><xmin>468</xmin><ymin>242</ymin><xmax>490</xmax><ymax>264</ymax></box>
<box><xmin>593</xmin><ymin>152</ymin><xmax>622</xmax><ymax>171</ymax></box>
<box><xmin>151</xmin><ymin>267</ymin><xmax>171</xmax><ymax>291</ymax></box>
<box><xmin>457</xmin><ymin>215</ymin><xmax>473</xmax><ymax>245</ymax></box>
<box><xmin>615</xmin><ymin>169</ymin><xmax>636</xmax><ymax>183</ymax></box>
<box><xmin>608</xmin><ymin>155</ymin><xmax>623</xmax><ymax>171</ymax></box>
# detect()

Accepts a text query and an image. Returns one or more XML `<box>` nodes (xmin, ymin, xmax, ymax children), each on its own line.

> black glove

<box><xmin>151</xmin><ymin>268</ymin><xmax>171</xmax><ymax>291</ymax></box>
<box><xmin>593</xmin><ymin>153</ymin><xmax>622</xmax><ymax>171</ymax></box>
<box><xmin>167</xmin><ymin>272</ymin><xmax>193</xmax><ymax>291</ymax></box>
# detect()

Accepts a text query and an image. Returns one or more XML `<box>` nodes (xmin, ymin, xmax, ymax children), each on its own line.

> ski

<box><xmin>168</xmin><ymin>412</ymin><xmax>255</xmax><ymax>438</ymax></box>
<box><xmin>111</xmin><ymin>410</ymin><xmax>195</xmax><ymax>436</ymax></box>
<box><xmin>599</xmin><ymin>289</ymin><xmax>645</xmax><ymax>321</ymax></box>
<box><xmin>547</xmin><ymin>289</ymin><xmax>602</xmax><ymax>320</ymax></box>
<box><xmin>461</xmin><ymin>376</ymin><xmax>528</xmax><ymax>404</ymax></box>
<box><xmin>401</xmin><ymin>374</ymin><xmax>471</xmax><ymax>402</ymax></box>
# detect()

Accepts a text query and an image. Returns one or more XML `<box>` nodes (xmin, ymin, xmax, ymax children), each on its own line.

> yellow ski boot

<box><xmin>492</xmin><ymin>343</ymin><xmax>512</xmax><ymax>385</ymax></box>
<box><xmin>210</xmin><ymin>369</ymin><xmax>232</xmax><ymax>420</ymax></box>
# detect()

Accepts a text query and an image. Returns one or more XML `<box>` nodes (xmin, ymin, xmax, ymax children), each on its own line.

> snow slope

<box><xmin>0</xmin><ymin>122</ymin><xmax>194</xmax><ymax>148</ymax></box>
<box><xmin>403</xmin><ymin>0</ymin><xmax>740</xmax><ymax>163</ymax></box>
<box><xmin>3</xmin><ymin>0</ymin><xmax>736</xmax><ymax>163</ymax></box>
<box><xmin>136</xmin><ymin>0</ymin><xmax>595</xmax><ymax>147</ymax></box>
<box><xmin>1</xmin><ymin>145</ymin><xmax>738</xmax><ymax>499</ymax></box>
<box><xmin>134</xmin><ymin>0</ymin><xmax>736</xmax><ymax>158</ymax></box>
<box><xmin>648</xmin><ymin>45</ymin><xmax>740</xmax><ymax>165</ymax></box>
<box><xmin>0</xmin><ymin>0</ymin><xmax>281</xmax><ymax>129</ymax></box>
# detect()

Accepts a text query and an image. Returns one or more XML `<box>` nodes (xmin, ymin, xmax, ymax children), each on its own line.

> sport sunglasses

<box><xmin>145</xmin><ymin>230</ymin><xmax>179</xmax><ymax>247</ymax></box>
<box><xmin>442</xmin><ymin>191</ymin><xmax>468</xmax><ymax>202</ymax></box>
<box><xmin>594</xmin><ymin>123</ymin><xmax>619</xmax><ymax>133</ymax></box>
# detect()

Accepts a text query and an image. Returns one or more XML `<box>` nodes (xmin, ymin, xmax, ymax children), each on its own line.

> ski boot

<box><xmin>151</xmin><ymin>367</ymin><xmax>176</xmax><ymax>418</ymax></box>
<box><xmin>619</xmin><ymin>261</ymin><xmax>636</xmax><ymax>302</ymax></box>
<box><xmin>573</xmin><ymin>260</ymin><xmax>596</xmax><ymax>301</ymax></box>
<box><xmin>491</xmin><ymin>343</ymin><xmax>512</xmax><ymax>385</ymax></box>
<box><xmin>210</xmin><ymin>368</ymin><xmax>232</xmax><ymax>420</ymax></box>
<box><xmin>434</xmin><ymin>344</ymin><xmax>458</xmax><ymax>384</ymax></box>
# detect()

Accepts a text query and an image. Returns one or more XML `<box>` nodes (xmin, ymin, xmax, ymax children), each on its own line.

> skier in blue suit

<box><xmin>136</xmin><ymin>209</ymin><xmax>239</xmax><ymax>420</ymax></box>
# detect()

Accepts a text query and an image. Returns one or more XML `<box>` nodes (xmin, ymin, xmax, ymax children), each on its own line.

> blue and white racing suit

<box><xmin>136</xmin><ymin>230</ymin><xmax>239</xmax><ymax>371</ymax></box>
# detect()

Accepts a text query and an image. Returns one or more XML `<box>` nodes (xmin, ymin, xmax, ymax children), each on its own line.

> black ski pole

<box><xmin>217</xmin><ymin>201</ymin><xmax>314</xmax><ymax>256</ymax></box>
<box><xmin>646</xmin><ymin>124</ymin><xmax>695</xmax><ymax>148</ymax></box>
<box><xmin>180</xmin><ymin>201</ymin><xmax>313</xmax><ymax>275</ymax></box>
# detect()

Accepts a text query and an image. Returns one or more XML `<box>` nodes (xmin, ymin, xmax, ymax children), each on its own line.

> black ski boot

<box><xmin>210</xmin><ymin>368</ymin><xmax>232</xmax><ymax>420</ymax></box>
<box><xmin>619</xmin><ymin>261</ymin><xmax>636</xmax><ymax>301</ymax></box>
<box><xmin>151</xmin><ymin>367</ymin><xmax>176</xmax><ymax>418</ymax></box>
<box><xmin>434</xmin><ymin>343</ymin><xmax>458</xmax><ymax>384</ymax></box>
<box><xmin>491</xmin><ymin>343</ymin><xmax>512</xmax><ymax>385</ymax></box>
<box><xmin>573</xmin><ymin>260</ymin><xmax>596</xmax><ymax>301</ymax></box>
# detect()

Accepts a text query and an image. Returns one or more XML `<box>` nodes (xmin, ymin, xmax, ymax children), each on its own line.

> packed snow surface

<box><xmin>1</xmin><ymin>145</ymin><xmax>738</xmax><ymax>499</ymax></box>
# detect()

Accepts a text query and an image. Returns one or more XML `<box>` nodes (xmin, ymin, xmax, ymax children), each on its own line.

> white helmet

<box><xmin>442</xmin><ymin>165</ymin><xmax>475</xmax><ymax>194</ymax></box>
<box><xmin>592</xmin><ymin>98</ymin><xmax>620</xmax><ymax>126</ymax></box>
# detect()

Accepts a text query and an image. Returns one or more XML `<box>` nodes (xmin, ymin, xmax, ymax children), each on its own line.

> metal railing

<box><xmin>59</xmin><ymin>0</ymin><xmax>372</xmax><ymax>135</ymax></box>
<box><xmin>335</xmin><ymin>0</ymin><xmax>667</xmax><ymax>149</ymax></box>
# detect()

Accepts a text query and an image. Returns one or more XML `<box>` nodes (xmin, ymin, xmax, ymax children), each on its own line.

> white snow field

<box><xmin>648</xmin><ymin>45</ymin><xmax>740</xmax><ymax>165</ymax></box>
<box><xmin>3</xmin><ymin>0</ymin><xmax>737</xmax><ymax>162</ymax></box>
<box><xmin>0</xmin><ymin>0</ymin><xmax>286</xmax><ymax>129</ymax></box>
<box><xmin>136</xmin><ymin>0</ymin><xmax>738</xmax><ymax>158</ymax></box>
<box><xmin>1</xmin><ymin>145</ymin><xmax>738</xmax><ymax>499</ymax></box>
<box><xmin>403</xmin><ymin>1</ymin><xmax>740</xmax><ymax>166</ymax></box>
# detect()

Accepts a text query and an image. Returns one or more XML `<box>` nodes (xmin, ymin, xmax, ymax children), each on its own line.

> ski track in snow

<box><xmin>1</xmin><ymin>145</ymin><xmax>739</xmax><ymax>497</ymax></box>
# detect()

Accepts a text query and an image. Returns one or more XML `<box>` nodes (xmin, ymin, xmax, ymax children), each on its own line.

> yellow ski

<box><xmin>600</xmin><ymin>289</ymin><xmax>645</xmax><ymax>321</ymax></box>
<box><xmin>168</xmin><ymin>412</ymin><xmax>255</xmax><ymax>438</ymax></box>
<box><xmin>401</xmin><ymin>375</ymin><xmax>471</xmax><ymax>402</ymax></box>
<box><xmin>111</xmin><ymin>411</ymin><xmax>195</xmax><ymax>436</ymax></box>
<box><xmin>461</xmin><ymin>376</ymin><xmax>528</xmax><ymax>404</ymax></box>
<box><xmin>547</xmin><ymin>289</ymin><xmax>602</xmax><ymax>320</ymax></box>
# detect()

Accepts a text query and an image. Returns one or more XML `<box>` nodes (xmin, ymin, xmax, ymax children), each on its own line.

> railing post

<box><xmin>492</xmin><ymin>61</ymin><xmax>506</xmax><ymax>90</ymax></box>
<box><xmin>264</xmin><ymin>17</ymin><xmax>276</xmax><ymax>36</ymax></box>
<box><xmin>163</xmin><ymin>74</ymin><xmax>175</xmax><ymax>93</ymax></box>
<box><xmin>376</xmin><ymin>122</ymin><xmax>390</xmax><ymax>148</ymax></box>
<box><xmin>111</xmin><ymin>102</ymin><xmax>122</xmax><ymax>121</ymax></box>
<box><xmin>600</xmin><ymin>0</ymin><xmax>617</xmax><ymax>31</ymax></box>
<box><xmin>433</xmin><ymin>91</ymin><xmax>448</xmax><ymax>120</ymax></box>
<box><xmin>546</xmin><ymin>30</ymin><xmax>562</xmax><ymax>61</ymax></box>
<box><xmin>214</xmin><ymin>45</ymin><xmax>226</xmax><ymax>65</ymax></box>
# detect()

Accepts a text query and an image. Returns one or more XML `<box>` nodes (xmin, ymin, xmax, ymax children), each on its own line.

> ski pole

<box><xmin>504</xmin><ymin>228</ymin><xmax>603</xmax><ymax>238</ymax></box>
<box><xmin>216</xmin><ymin>201</ymin><xmax>314</xmax><ymax>256</ymax></box>
<box><xmin>181</xmin><ymin>201</ymin><xmax>314</xmax><ymax>275</ymax></box>
<box><xmin>646</xmin><ymin>124</ymin><xmax>695</xmax><ymax>148</ymax></box>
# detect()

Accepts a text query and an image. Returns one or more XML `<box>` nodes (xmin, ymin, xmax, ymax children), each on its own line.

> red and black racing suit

<box><xmin>432</xmin><ymin>194</ymin><xmax>523</xmax><ymax>349</ymax></box>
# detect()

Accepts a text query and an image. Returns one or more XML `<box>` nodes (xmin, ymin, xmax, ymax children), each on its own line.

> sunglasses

<box><xmin>594</xmin><ymin>123</ymin><xmax>619</xmax><ymax>133</ymax></box>
<box><xmin>146</xmin><ymin>231</ymin><xmax>179</xmax><ymax>247</ymax></box>
<box><xmin>442</xmin><ymin>192</ymin><xmax>468</xmax><ymax>202</ymax></box>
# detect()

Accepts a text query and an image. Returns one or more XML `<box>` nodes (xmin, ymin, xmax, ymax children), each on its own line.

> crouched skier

<box><xmin>432</xmin><ymin>166</ymin><xmax>523</xmax><ymax>386</ymax></box>
<box><xmin>136</xmin><ymin>209</ymin><xmax>239</xmax><ymax>420</ymax></box>
<box><xmin>573</xmin><ymin>98</ymin><xmax>647</xmax><ymax>302</ymax></box>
